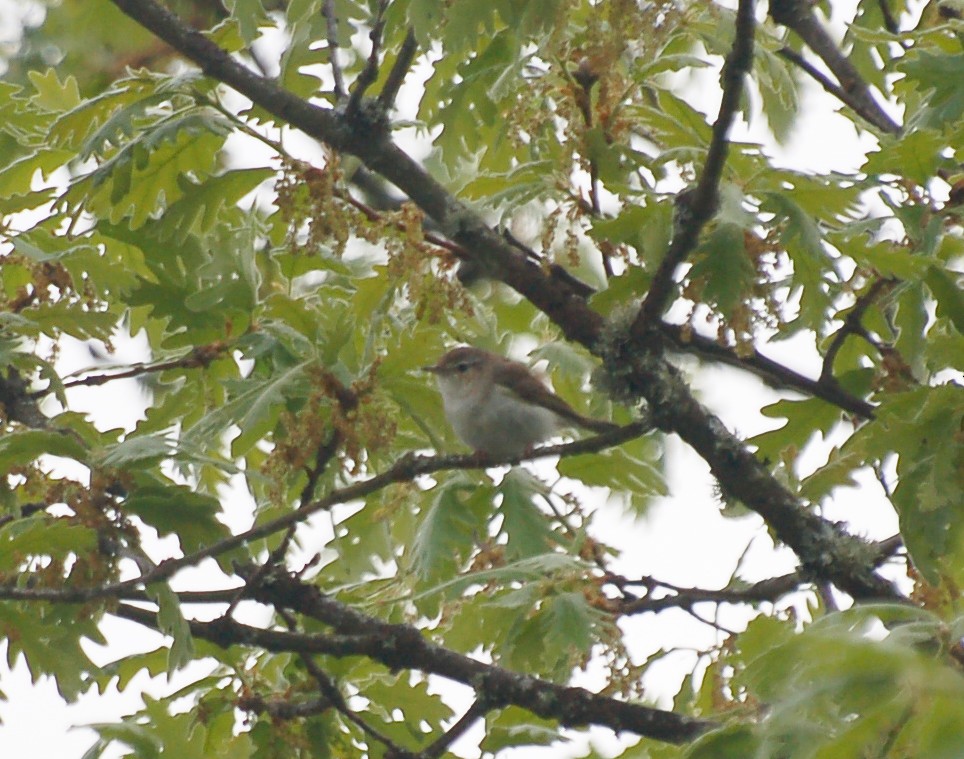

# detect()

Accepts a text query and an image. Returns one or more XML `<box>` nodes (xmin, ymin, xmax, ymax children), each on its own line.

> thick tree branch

<box><xmin>769</xmin><ymin>0</ymin><xmax>901</xmax><ymax>134</ymax></box>
<box><xmin>111</xmin><ymin>568</ymin><xmax>715</xmax><ymax>745</ymax></box>
<box><xmin>0</xmin><ymin>369</ymin><xmax>49</xmax><ymax>428</ymax></box>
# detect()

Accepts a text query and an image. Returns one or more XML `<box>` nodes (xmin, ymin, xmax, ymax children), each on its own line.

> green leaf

<box><xmin>481</xmin><ymin>706</ymin><xmax>561</xmax><ymax>754</ymax></box>
<box><xmin>411</xmin><ymin>553</ymin><xmax>589</xmax><ymax>606</ymax></box>
<box><xmin>498</xmin><ymin>469</ymin><xmax>557</xmax><ymax>560</ymax></box>
<box><xmin>924</xmin><ymin>265</ymin><xmax>964</xmax><ymax>333</ymax></box>
<box><xmin>685</xmin><ymin>724</ymin><xmax>758</xmax><ymax>759</ymax></box>
<box><xmin>544</xmin><ymin>590</ymin><xmax>596</xmax><ymax>655</ymax></box>
<box><xmin>863</xmin><ymin>129</ymin><xmax>946</xmax><ymax>185</ymax></box>
<box><xmin>65</xmin><ymin>109</ymin><xmax>230</xmax><ymax>228</ymax></box>
<box><xmin>751</xmin><ymin>397</ymin><xmax>844</xmax><ymax>466</ymax></box>
<box><xmin>0</xmin><ymin>429</ymin><xmax>89</xmax><ymax>470</ymax></box>
<box><xmin>558</xmin><ymin>435</ymin><xmax>666</xmax><ymax>516</ymax></box>
<box><xmin>154</xmin><ymin>168</ymin><xmax>274</xmax><ymax>242</ymax></box>
<box><xmin>899</xmin><ymin>49</ymin><xmax>964</xmax><ymax>128</ymax></box>
<box><xmin>223</xmin><ymin>0</ymin><xmax>269</xmax><ymax>44</ymax></box>
<box><xmin>27</xmin><ymin>68</ymin><xmax>82</xmax><ymax>112</ymax></box>
<box><xmin>0</xmin><ymin>602</ymin><xmax>101</xmax><ymax>701</ymax></box>
<box><xmin>760</xmin><ymin>192</ymin><xmax>834</xmax><ymax>329</ymax></box>
<box><xmin>0</xmin><ymin>517</ymin><xmax>98</xmax><ymax>572</ymax></box>
<box><xmin>881</xmin><ymin>386</ymin><xmax>964</xmax><ymax>582</ymax></box>
<box><xmin>410</xmin><ymin>475</ymin><xmax>491</xmax><ymax>583</ymax></box>
<box><xmin>754</xmin><ymin>45</ymin><xmax>799</xmax><ymax>143</ymax></box>
<box><xmin>589</xmin><ymin>202</ymin><xmax>674</xmax><ymax>271</ymax></box>
<box><xmin>149</xmin><ymin>582</ymin><xmax>195</xmax><ymax>672</ymax></box>
<box><xmin>182</xmin><ymin>361</ymin><xmax>310</xmax><ymax>457</ymax></box>
<box><xmin>96</xmin><ymin>432</ymin><xmax>175</xmax><ymax>468</ymax></box>
<box><xmin>689</xmin><ymin>222</ymin><xmax>755</xmax><ymax>315</ymax></box>
<box><xmin>122</xmin><ymin>484</ymin><xmax>227</xmax><ymax>554</ymax></box>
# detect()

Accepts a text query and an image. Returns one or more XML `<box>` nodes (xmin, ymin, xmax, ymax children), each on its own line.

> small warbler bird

<box><xmin>424</xmin><ymin>346</ymin><xmax>617</xmax><ymax>457</ymax></box>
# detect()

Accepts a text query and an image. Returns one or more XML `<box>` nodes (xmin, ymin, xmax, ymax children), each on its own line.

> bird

<box><xmin>423</xmin><ymin>346</ymin><xmax>617</xmax><ymax>457</ymax></box>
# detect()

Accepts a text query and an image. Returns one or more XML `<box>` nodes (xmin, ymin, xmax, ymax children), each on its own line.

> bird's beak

<box><xmin>422</xmin><ymin>364</ymin><xmax>442</xmax><ymax>373</ymax></box>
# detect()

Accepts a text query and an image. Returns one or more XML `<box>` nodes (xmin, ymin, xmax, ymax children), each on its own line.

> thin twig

<box><xmin>569</xmin><ymin>59</ymin><xmax>612</xmax><ymax>278</ymax></box>
<box><xmin>874</xmin><ymin>461</ymin><xmax>894</xmax><ymax>499</ymax></box>
<box><xmin>820</xmin><ymin>277</ymin><xmax>895</xmax><ymax>382</ymax></box>
<box><xmin>617</xmin><ymin>533</ymin><xmax>905</xmax><ymax>617</ymax></box>
<box><xmin>347</xmin><ymin>0</ymin><xmax>391</xmax><ymax>114</ymax></box>
<box><xmin>30</xmin><ymin>342</ymin><xmax>228</xmax><ymax>398</ymax></box>
<box><xmin>617</xmin><ymin>571</ymin><xmax>803</xmax><ymax>616</ymax></box>
<box><xmin>776</xmin><ymin>46</ymin><xmax>902</xmax><ymax>134</ymax></box>
<box><xmin>876</xmin><ymin>0</ymin><xmax>901</xmax><ymax>35</ymax></box>
<box><xmin>657</xmin><ymin>322</ymin><xmax>876</xmax><ymax>419</ymax></box>
<box><xmin>377</xmin><ymin>28</ymin><xmax>418</xmax><ymax>112</ymax></box>
<box><xmin>322</xmin><ymin>0</ymin><xmax>347</xmax><ymax>100</ymax></box>
<box><xmin>419</xmin><ymin>699</ymin><xmax>489</xmax><ymax>759</ymax></box>
<box><xmin>0</xmin><ymin>421</ymin><xmax>653</xmax><ymax>604</ymax></box>
<box><xmin>776</xmin><ymin>46</ymin><xmax>850</xmax><ymax>105</ymax></box>
<box><xmin>238</xmin><ymin>694</ymin><xmax>333</xmax><ymax>719</ymax></box>
<box><xmin>501</xmin><ymin>228</ymin><xmax>596</xmax><ymax>297</ymax></box>
<box><xmin>634</xmin><ymin>0</ymin><xmax>756</xmax><ymax>328</ymax></box>
<box><xmin>275</xmin><ymin>607</ymin><xmax>407</xmax><ymax>754</ymax></box>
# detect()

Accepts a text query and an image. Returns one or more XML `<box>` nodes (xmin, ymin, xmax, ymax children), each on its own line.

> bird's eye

<box><xmin>456</xmin><ymin>362</ymin><xmax>470</xmax><ymax>373</ymax></box>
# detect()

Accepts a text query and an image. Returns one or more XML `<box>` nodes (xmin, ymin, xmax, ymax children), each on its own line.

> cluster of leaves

<box><xmin>0</xmin><ymin>0</ymin><xmax>962</xmax><ymax>757</ymax></box>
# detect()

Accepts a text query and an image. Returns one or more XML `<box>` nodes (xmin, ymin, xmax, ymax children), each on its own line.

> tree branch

<box><xmin>634</xmin><ymin>0</ymin><xmax>756</xmax><ymax>327</ymax></box>
<box><xmin>31</xmin><ymin>342</ymin><xmax>228</xmax><ymax>397</ymax></box>
<box><xmin>616</xmin><ymin>535</ymin><xmax>903</xmax><ymax>616</ymax></box>
<box><xmin>111</xmin><ymin>569</ymin><xmax>715</xmax><ymax>745</ymax></box>
<box><xmin>346</xmin><ymin>0</ymin><xmax>390</xmax><ymax>114</ymax></box>
<box><xmin>0</xmin><ymin>368</ymin><xmax>50</xmax><ymax>428</ymax></box>
<box><xmin>0</xmin><ymin>421</ymin><xmax>653</xmax><ymax>604</ymax></box>
<box><xmin>820</xmin><ymin>277</ymin><xmax>895</xmax><ymax>382</ymax></box>
<box><xmin>419</xmin><ymin>699</ymin><xmax>489</xmax><ymax>759</ymax></box>
<box><xmin>569</xmin><ymin>58</ymin><xmax>612</xmax><ymax>277</ymax></box>
<box><xmin>876</xmin><ymin>0</ymin><xmax>901</xmax><ymax>35</ymax></box>
<box><xmin>658</xmin><ymin>322</ymin><xmax>876</xmax><ymax>419</ymax></box>
<box><xmin>769</xmin><ymin>0</ymin><xmax>901</xmax><ymax>134</ymax></box>
<box><xmin>238</xmin><ymin>693</ymin><xmax>334</xmax><ymax>720</ymax></box>
<box><xmin>275</xmin><ymin>605</ymin><xmax>407</xmax><ymax>755</ymax></box>
<box><xmin>321</xmin><ymin>0</ymin><xmax>347</xmax><ymax>100</ymax></box>
<box><xmin>377</xmin><ymin>28</ymin><xmax>418</xmax><ymax>112</ymax></box>
<box><xmin>599</xmin><ymin>348</ymin><xmax>901</xmax><ymax>601</ymax></box>
<box><xmin>615</xmin><ymin>572</ymin><xmax>803</xmax><ymax>616</ymax></box>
